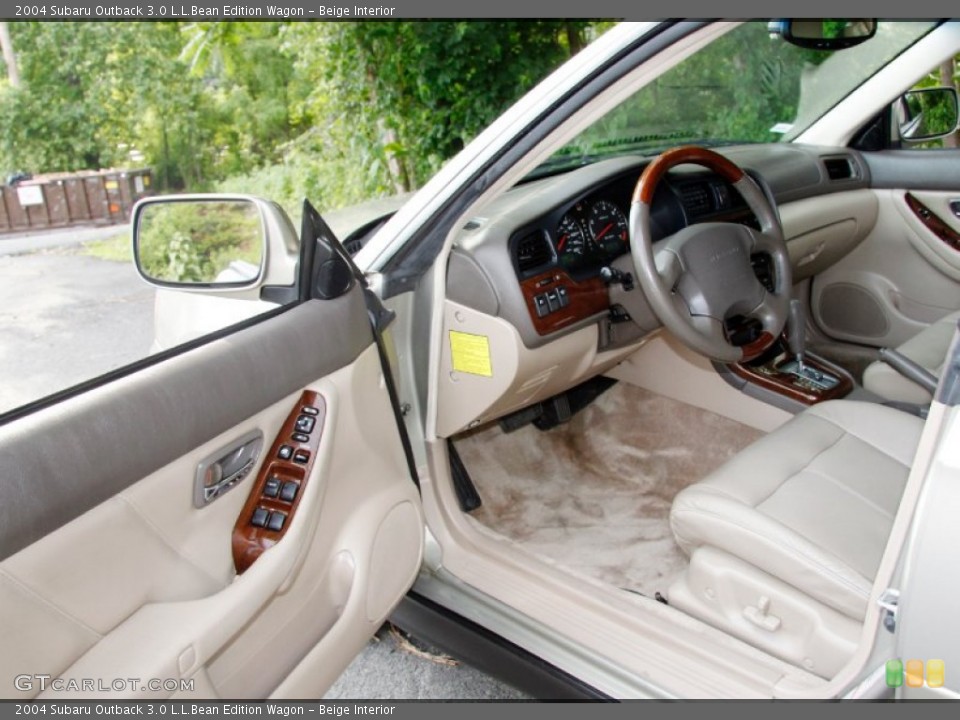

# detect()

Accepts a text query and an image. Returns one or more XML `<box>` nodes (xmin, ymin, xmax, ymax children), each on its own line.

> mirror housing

<box><xmin>896</xmin><ymin>87</ymin><xmax>960</xmax><ymax>143</ymax></box>
<box><xmin>769</xmin><ymin>19</ymin><xmax>877</xmax><ymax>50</ymax></box>
<box><xmin>131</xmin><ymin>194</ymin><xmax>299</xmax><ymax>294</ymax></box>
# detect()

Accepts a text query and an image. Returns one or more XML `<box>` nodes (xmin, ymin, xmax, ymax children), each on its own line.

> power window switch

<box><xmin>280</xmin><ymin>481</ymin><xmax>298</xmax><ymax>503</ymax></box>
<box><xmin>251</xmin><ymin>508</ymin><xmax>269</xmax><ymax>528</ymax></box>
<box><xmin>545</xmin><ymin>289</ymin><xmax>561</xmax><ymax>313</ymax></box>
<box><xmin>263</xmin><ymin>477</ymin><xmax>280</xmax><ymax>499</ymax></box>
<box><xmin>278</xmin><ymin>445</ymin><xmax>294</xmax><ymax>461</ymax></box>
<box><xmin>267</xmin><ymin>511</ymin><xmax>286</xmax><ymax>532</ymax></box>
<box><xmin>534</xmin><ymin>294</ymin><xmax>549</xmax><ymax>318</ymax></box>
<box><xmin>557</xmin><ymin>286</ymin><xmax>569</xmax><ymax>308</ymax></box>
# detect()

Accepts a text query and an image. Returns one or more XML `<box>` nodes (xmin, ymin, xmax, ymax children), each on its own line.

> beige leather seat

<box><xmin>863</xmin><ymin>310</ymin><xmax>960</xmax><ymax>404</ymax></box>
<box><xmin>667</xmin><ymin>400</ymin><xmax>923</xmax><ymax>678</ymax></box>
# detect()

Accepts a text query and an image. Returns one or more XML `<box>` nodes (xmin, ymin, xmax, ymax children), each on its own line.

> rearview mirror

<box><xmin>769</xmin><ymin>19</ymin><xmax>877</xmax><ymax>50</ymax></box>
<box><xmin>133</xmin><ymin>197</ymin><xmax>266</xmax><ymax>288</ymax></box>
<box><xmin>896</xmin><ymin>87</ymin><xmax>960</xmax><ymax>143</ymax></box>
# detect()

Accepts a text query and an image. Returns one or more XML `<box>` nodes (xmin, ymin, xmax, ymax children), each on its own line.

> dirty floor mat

<box><xmin>454</xmin><ymin>382</ymin><xmax>764</xmax><ymax>596</ymax></box>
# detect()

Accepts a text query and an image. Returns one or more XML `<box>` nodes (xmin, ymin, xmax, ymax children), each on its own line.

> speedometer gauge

<box><xmin>555</xmin><ymin>214</ymin><xmax>592</xmax><ymax>270</ymax></box>
<box><xmin>587</xmin><ymin>200</ymin><xmax>629</xmax><ymax>257</ymax></box>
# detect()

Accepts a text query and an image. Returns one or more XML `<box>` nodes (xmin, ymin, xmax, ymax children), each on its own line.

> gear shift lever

<box><xmin>786</xmin><ymin>298</ymin><xmax>806</xmax><ymax>373</ymax></box>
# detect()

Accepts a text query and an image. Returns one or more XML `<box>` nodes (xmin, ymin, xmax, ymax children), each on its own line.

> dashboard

<box><xmin>447</xmin><ymin>144</ymin><xmax>870</xmax><ymax>349</ymax></box>
<box><xmin>439</xmin><ymin>143</ymin><xmax>875</xmax><ymax>436</ymax></box>
<box><xmin>505</xmin><ymin>161</ymin><xmax>756</xmax><ymax>337</ymax></box>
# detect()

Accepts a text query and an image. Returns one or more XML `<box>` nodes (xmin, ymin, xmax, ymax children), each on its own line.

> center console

<box><xmin>727</xmin><ymin>298</ymin><xmax>853</xmax><ymax>406</ymax></box>
<box><xmin>728</xmin><ymin>346</ymin><xmax>853</xmax><ymax>406</ymax></box>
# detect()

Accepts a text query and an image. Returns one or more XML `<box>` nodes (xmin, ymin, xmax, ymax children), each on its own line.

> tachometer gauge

<box><xmin>555</xmin><ymin>214</ymin><xmax>592</xmax><ymax>270</ymax></box>
<box><xmin>587</xmin><ymin>200</ymin><xmax>629</xmax><ymax>257</ymax></box>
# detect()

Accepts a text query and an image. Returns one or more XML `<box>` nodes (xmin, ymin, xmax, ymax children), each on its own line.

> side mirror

<box><xmin>896</xmin><ymin>87</ymin><xmax>960</xmax><ymax>143</ymax></box>
<box><xmin>769</xmin><ymin>19</ymin><xmax>876</xmax><ymax>50</ymax></box>
<box><xmin>132</xmin><ymin>195</ymin><xmax>298</xmax><ymax>291</ymax></box>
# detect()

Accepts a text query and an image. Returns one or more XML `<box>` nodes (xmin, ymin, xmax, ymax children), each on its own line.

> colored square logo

<box><xmin>906</xmin><ymin>659</ymin><xmax>925</xmax><ymax>688</ymax></box>
<box><xmin>885</xmin><ymin>659</ymin><xmax>903</xmax><ymax>688</ymax></box>
<box><xmin>927</xmin><ymin>659</ymin><xmax>945</xmax><ymax>688</ymax></box>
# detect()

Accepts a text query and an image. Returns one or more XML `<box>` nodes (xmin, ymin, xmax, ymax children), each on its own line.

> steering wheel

<box><xmin>628</xmin><ymin>146</ymin><xmax>792</xmax><ymax>363</ymax></box>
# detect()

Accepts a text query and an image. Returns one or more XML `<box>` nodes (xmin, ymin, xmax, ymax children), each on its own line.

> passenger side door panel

<box><xmin>810</xmin><ymin>152</ymin><xmax>960</xmax><ymax>347</ymax></box>
<box><xmin>0</xmin><ymin>288</ymin><xmax>423</xmax><ymax>699</ymax></box>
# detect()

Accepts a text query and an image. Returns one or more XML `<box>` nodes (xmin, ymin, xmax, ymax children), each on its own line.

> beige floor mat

<box><xmin>455</xmin><ymin>382</ymin><xmax>764</xmax><ymax>596</ymax></box>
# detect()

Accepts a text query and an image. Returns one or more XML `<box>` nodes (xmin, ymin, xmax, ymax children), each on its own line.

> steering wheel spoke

<box><xmin>655</xmin><ymin>249</ymin><xmax>683</xmax><ymax>291</ymax></box>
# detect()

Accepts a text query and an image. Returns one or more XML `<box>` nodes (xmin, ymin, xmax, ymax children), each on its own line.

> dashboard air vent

<box><xmin>824</xmin><ymin>157</ymin><xmax>856</xmax><ymax>181</ymax></box>
<box><xmin>515</xmin><ymin>231</ymin><xmax>552</xmax><ymax>273</ymax></box>
<box><xmin>679</xmin><ymin>182</ymin><xmax>713</xmax><ymax>217</ymax></box>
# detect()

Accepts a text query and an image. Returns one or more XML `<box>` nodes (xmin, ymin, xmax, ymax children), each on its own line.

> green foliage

<box><xmin>0</xmin><ymin>22</ymin><xmax>214</xmax><ymax>186</ymax></box>
<box><xmin>81</xmin><ymin>232</ymin><xmax>132</xmax><ymax>263</ymax></box>
<box><xmin>0</xmin><ymin>20</ymin><xmax>598</xmax><ymax>209</ymax></box>
<box><xmin>283</xmin><ymin>21</ymin><xmax>596</xmax><ymax>202</ymax></box>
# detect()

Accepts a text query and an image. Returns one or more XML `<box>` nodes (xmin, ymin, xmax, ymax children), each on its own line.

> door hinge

<box><xmin>878</xmin><ymin>588</ymin><xmax>900</xmax><ymax>633</ymax></box>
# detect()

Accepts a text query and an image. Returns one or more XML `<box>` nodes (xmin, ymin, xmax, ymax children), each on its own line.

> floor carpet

<box><xmin>454</xmin><ymin>382</ymin><xmax>764</xmax><ymax>596</ymax></box>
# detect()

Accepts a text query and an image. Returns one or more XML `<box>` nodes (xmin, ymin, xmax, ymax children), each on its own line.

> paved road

<box><xmin>0</xmin><ymin>232</ymin><xmax>526</xmax><ymax>700</ymax></box>
<box><xmin>0</xmin><ymin>247</ymin><xmax>154</xmax><ymax>413</ymax></box>
<box><xmin>0</xmin><ymin>223</ymin><xmax>129</xmax><ymax>256</ymax></box>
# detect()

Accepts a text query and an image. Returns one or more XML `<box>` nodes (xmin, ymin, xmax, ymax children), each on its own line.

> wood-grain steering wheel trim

<box><xmin>632</xmin><ymin>145</ymin><xmax>745</xmax><ymax>205</ymax></box>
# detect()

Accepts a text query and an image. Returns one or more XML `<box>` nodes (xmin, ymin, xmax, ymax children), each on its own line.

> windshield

<box><xmin>543</xmin><ymin>21</ymin><xmax>937</xmax><ymax>171</ymax></box>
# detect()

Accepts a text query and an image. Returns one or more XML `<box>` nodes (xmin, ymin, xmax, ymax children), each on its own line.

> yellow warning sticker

<box><xmin>449</xmin><ymin>331</ymin><xmax>493</xmax><ymax>377</ymax></box>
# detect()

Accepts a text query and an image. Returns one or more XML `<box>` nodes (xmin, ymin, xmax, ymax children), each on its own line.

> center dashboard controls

<box><xmin>232</xmin><ymin>390</ymin><xmax>326</xmax><ymax>574</ymax></box>
<box><xmin>515</xmin><ymin>196</ymin><xmax>633</xmax><ymax>336</ymax></box>
<box><xmin>533</xmin><ymin>285</ymin><xmax>570</xmax><ymax>317</ymax></box>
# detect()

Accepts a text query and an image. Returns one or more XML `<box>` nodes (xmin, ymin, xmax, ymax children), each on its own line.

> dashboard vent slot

<box><xmin>515</xmin><ymin>231</ymin><xmax>552</xmax><ymax>273</ymax></box>
<box><xmin>679</xmin><ymin>182</ymin><xmax>713</xmax><ymax>217</ymax></box>
<box><xmin>824</xmin><ymin>157</ymin><xmax>856</xmax><ymax>181</ymax></box>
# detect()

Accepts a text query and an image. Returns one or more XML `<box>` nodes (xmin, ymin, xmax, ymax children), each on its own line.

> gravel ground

<box><xmin>325</xmin><ymin>625</ymin><xmax>528</xmax><ymax>700</ymax></box>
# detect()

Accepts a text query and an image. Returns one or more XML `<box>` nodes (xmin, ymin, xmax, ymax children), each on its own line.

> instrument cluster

<box><xmin>554</xmin><ymin>198</ymin><xmax>630</xmax><ymax>273</ymax></box>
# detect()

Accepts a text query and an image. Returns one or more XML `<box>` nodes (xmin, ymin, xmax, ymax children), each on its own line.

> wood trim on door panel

<box><xmin>905</xmin><ymin>193</ymin><xmax>960</xmax><ymax>253</ymax></box>
<box><xmin>232</xmin><ymin>391</ymin><xmax>326</xmax><ymax>574</ymax></box>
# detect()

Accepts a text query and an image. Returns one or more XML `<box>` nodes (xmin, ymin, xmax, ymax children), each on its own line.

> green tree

<box><xmin>284</xmin><ymin>21</ymin><xmax>598</xmax><ymax>203</ymax></box>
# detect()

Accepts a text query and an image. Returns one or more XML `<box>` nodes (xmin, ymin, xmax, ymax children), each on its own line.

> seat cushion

<box><xmin>670</xmin><ymin>400</ymin><xmax>923</xmax><ymax>619</ymax></box>
<box><xmin>862</xmin><ymin>310</ymin><xmax>960</xmax><ymax>404</ymax></box>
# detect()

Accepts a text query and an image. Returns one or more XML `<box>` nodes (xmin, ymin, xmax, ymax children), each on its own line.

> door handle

<box><xmin>950</xmin><ymin>200</ymin><xmax>960</xmax><ymax>219</ymax></box>
<box><xmin>194</xmin><ymin>429</ymin><xmax>264</xmax><ymax>507</ymax></box>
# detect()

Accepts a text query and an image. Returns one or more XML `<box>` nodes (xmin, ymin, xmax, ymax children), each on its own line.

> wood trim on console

<box><xmin>519</xmin><ymin>268</ymin><xmax>609</xmax><ymax>336</ymax></box>
<box><xmin>232</xmin><ymin>390</ymin><xmax>326</xmax><ymax>574</ymax></box>
<box><xmin>729</xmin><ymin>353</ymin><xmax>853</xmax><ymax>405</ymax></box>
<box><xmin>739</xmin><ymin>332</ymin><xmax>775</xmax><ymax>362</ymax></box>
<box><xmin>905</xmin><ymin>193</ymin><xmax>960</xmax><ymax>252</ymax></box>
